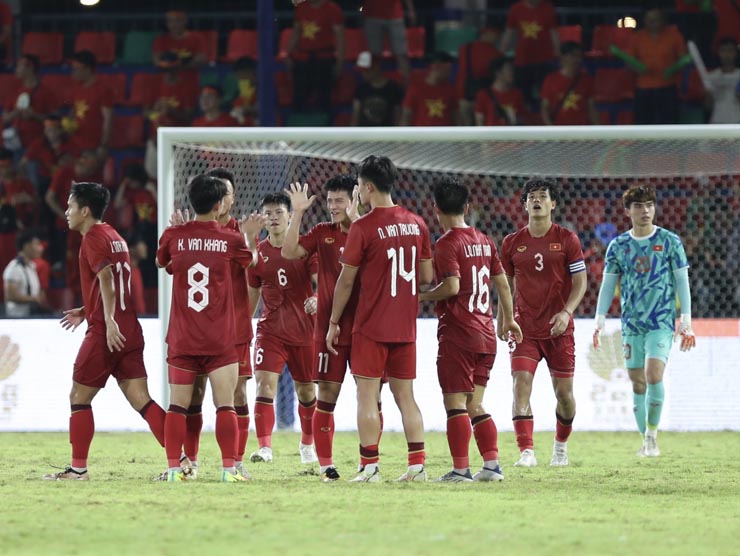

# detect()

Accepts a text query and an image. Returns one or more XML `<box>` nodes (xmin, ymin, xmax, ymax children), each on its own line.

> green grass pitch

<box><xmin>1</xmin><ymin>431</ymin><xmax>739</xmax><ymax>556</ymax></box>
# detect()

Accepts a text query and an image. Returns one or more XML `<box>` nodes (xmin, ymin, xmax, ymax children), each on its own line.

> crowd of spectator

<box><xmin>1</xmin><ymin>0</ymin><xmax>740</xmax><ymax>317</ymax></box>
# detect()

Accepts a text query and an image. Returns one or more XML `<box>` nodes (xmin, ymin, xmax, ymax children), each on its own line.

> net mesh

<box><xmin>167</xmin><ymin>133</ymin><xmax>740</xmax><ymax>318</ymax></box>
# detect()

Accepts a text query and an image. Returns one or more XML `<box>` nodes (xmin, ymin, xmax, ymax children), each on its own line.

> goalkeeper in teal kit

<box><xmin>593</xmin><ymin>184</ymin><xmax>695</xmax><ymax>457</ymax></box>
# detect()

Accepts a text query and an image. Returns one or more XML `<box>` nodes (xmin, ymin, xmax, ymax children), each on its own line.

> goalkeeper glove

<box><xmin>675</xmin><ymin>314</ymin><xmax>696</xmax><ymax>352</ymax></box>
<box><xmin>593</xmin><ymin>314</ymin><xmax>606</xmax><ymax>350</ymax></box>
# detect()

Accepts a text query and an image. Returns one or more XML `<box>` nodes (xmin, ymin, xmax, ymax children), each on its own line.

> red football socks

<box><xmin>298</xmin><ymin>398</ymin><xmax>317</xmax><ymax>445</ymax></box>
<box><xmin>139</xmin><ymin>400</ymin><xmax>165</xmax><ymax>448</ymax></box>
<box><xmin>165</xmin><ymin>405</ymin><xmax>188</xmax><ymax>468</ymax></box>
<box><xmin>313</xmin><ymin>400</ymin><xmax>336</xmax><ymax>467</ymax></box>
<box><xmin>446</xmin><ymin>409</ymin><xmax>471</xmax><ymax>469</ymax></box>
<box><xmin>472</xmin><ymin>413</ymin><xmax>499</xmax><ymax>461</ymax></box>
<box><xmin>513</xmin><ymin>415</ymin><xmax>534</xmax><ymax>451</ymax></box>
<box><xmin>254</xmin><ymin>397</ymin><xmax>274</xmax><ymax>448</ymax></box>
<box><xmin>70</xmin><ymin>404</ymin><xmax>94</xmax><ymax>469</ymax></box>
<box><xmin>235</xmin><ymin>405</ymin><xmax>250</xmax><ymax>462</ymax></box>
<box><xmin>215</xmin><ymin>406</ymin><xmax>238</xmax><ymax>468</ymax></box>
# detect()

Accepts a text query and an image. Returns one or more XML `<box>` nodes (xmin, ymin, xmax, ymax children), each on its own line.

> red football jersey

<box><xmin>248</xmin><ymin>240</ymin><xmax>317</xmax><ymax>346</ymax></box>
<box><xmin>474</xmin><ymin>87</ymin><xmax>527</xmax><ymax>126</ymax></box>
<box><xmin>456</xmin><ymin>40</ymin><xmax>503</xmax><ymax>98</ymax></box>
<box><xmin>68</xmin><ymin>79</ymin><xmax>114</xmax><ymax>149</ymax></box>
<box><xmin>500</xmin><ymin>223</ymin><xmax>585</xmax><ymax>339</ymax></box>
<box><xmin>506</xmin><ymin>0</ymin><xmax>557</xmax><ymax>66</ymax></box>
<box><xmin>224</xmin><ymin>217</ymin><xmax>253</xmax><ymax>346</ymax></box>
<box><xmin>403</xmin><ymin>81</ymin><xmax>458</xmax><ymax>126</ymax></box>
<box><xmin>363</xmin><ymin>0</ymin><xmax>404</xmax><ymax>19</ymax></box>
<box><xmin>23</xmin><ymin>136</ymin><xmax>80</xmax><ymax>179</ymax></box>
<box><xmin>156</xmin><ymin>74</ymin><xmax>199</xmax><ymax>113</ymax></box>
<box><xmin>152</xmin><ymin>32</ymin><xmax>206</xmax><ymax>61</ymax></box>
<box><xmin>540</xmin><ymin>69</ymin><xmax>593</xmax><ymax>125</ymax></box>
<box><xmin>340</xmin><ymin>205</ymin><xmax>432</xmax><ymax>343</ymax></box>
<box><xmin>4</xmin><ymin>83</ymin><xmax>59</xmax><ymax>147</ymax></box>
<box><xmin>191</xmin><ymin>112</ymin><xmax>239</xmax><ymax>127</ymax></box>
<box><xmin>298</xmin><ymin>222</ymin><xmax>358</xmax><ymax>346</ymax></box>
<box><xmin>157</xmin><ymin>220</ymin><xmax>253</xmax><ymax>356</ymax></box>
<box><xmin>293</xmin><ymin>1</ymin><xmax>344</xmax><ymax>60</ymax></box>
<box><xmin>434</xmin><ymin>227</ymin><xmax>504</xmax><ymax>354</ymax></box>
<box><xmin>79</xmin><ymin>223</ymin><xmax>143</xmax><ymax>346</ymax></box>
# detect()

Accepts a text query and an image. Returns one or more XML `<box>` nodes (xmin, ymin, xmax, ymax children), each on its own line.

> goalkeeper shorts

<box><xmin>622</xmin><ymin>329</ymin><xmax>674</xmax><ymax>368</ymax></box>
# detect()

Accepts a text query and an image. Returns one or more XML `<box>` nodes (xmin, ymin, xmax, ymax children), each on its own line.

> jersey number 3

<box><xmin>534</xmin><ymin>252</ymin><xmax>544</xmax><ymax>272</ymax></box>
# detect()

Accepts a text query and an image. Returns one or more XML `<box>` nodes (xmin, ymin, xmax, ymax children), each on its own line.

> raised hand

<box><xmin>168</xmin><ymin>208</ymin><xmax>191</xmax><ymax>227</ymax></box>
<box><xmin>60</xmin><ymin>307</ymin><xmax>85</xmax><ymax>332</ymax></box>
<box><xmin>346</xmin><ymin>184</ymin><xmax>361</xmax><ymax>222</ymax></box>
<box><xmin>239</xmin><ymin>211</ymin><xmax>267</xmax><ymax>238</ymax></box>
<box><xmin>284</xmin><ymin>182</ymin><xmax>317</xmax><ymax>213</ymax></box>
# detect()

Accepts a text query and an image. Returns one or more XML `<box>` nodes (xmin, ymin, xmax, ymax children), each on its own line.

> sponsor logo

<box><xmin>549</xmin><ymin>243</ymin><xmax>562</xmax><ymax>251</ymax></box>
<box><xmin>324</xmin><ymin>237</ymin><xmax>335</xmax><ymax>244</ymax></box>
<box><xmin>261</xmin><ymin>254</ymin><xmax>269</xmax><ymax>263</ymax></box>
<box><xmin>517</xmin><ymin>245</ymin><xmax>527</xmax><ymax>252</ymax></box>
<box><xmin>0</xmin><ymin>335</ymin><xmax>20</xmax><ymax>381</ymax></box>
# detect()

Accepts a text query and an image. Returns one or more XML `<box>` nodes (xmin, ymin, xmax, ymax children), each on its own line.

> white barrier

<box><xmin>0</xmin><ymin>319</ymin><xmax>738</xmax><ymax>432</ymax></box>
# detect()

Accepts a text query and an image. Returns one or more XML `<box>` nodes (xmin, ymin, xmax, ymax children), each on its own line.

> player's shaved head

<box><xmin>70</xmin><ymin>182</ymin><xmax>110</xmax><ymax>220</ymax></box>
<box><xmin>622</xmin><ymin>184</ymin><xmax>656</xmax><ymax>208</ymax></box>
<box><xmin>188</xmin><ymin>174</ymin><xmax>227</xmax><ymax>215</ymax></box>
<box><xmin>433</xmin><ymin>177</ymin><xmax>468</xmax><ymax>215</ymax></box>
<box><xmin>521</xmin><ymin>179</ymin><xmax>561</xmax><ymax>205</ymax></box>
<box><xmin>358</xmin><ymin>155</ymin><xmax>398</xmax><ymax>194</ymax></box>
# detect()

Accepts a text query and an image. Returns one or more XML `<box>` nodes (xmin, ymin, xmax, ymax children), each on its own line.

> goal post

<box><xmin>156</xmin><ymin>124</ymin><xmax>740</xmax><ymax>431</ymax></box>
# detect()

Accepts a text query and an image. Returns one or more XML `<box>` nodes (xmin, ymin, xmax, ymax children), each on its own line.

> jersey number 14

<box><xmin>387</xmin><ymin>246</ymin><xmax>416</xmax><ymax>297</ymax></box>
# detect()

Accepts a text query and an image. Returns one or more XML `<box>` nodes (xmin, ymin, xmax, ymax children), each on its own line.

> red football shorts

<box><xmin>350</xmin><ymin>332</ymin><xmax>416</xmax><ymax>380</ymax></box>
<box><xmin>73</xmin><ymin>331</ymin><xmax>146</xmax><ymax>389</ymax></box>
<box><xmin>237</xmin><ymin>342</ymin><xmax>253</xmax><ymax>378</ymax></box>
<box><xmin>253</xmin><ymin>335</ymin><xmax>314</xmax><ymax>384</ymax></box>
<box><xmin>167</xmin><ymin>349</ymin><xmax>238</xmax><ymax>385</ymax></box>
<box><xmin>510</xmin><ymin>334</ymin><xmax>575</xmax><ymax>378</ymax></box>
<box><xmin>437</xmin><ymin>340</ymin><xmax>495</xmax><ymax>394</ymax></box>
<box><xmin>314</xmin><ymin>340</ymin><xmax>350</xmax><ymax>384</ymax></box>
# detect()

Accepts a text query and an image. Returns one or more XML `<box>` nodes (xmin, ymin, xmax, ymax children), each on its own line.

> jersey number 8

<box><xmin>187</xmin><ymin>263</ymin><xmax>210</xmax><ymax>312</ymax></box>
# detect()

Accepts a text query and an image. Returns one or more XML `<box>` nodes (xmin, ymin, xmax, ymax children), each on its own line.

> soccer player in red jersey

<box><xmin>248</xmin><ymin>193</ymin><xmax>319</xmax><ymax>466</ymax></box>
<box><xmin>167</xmin><ymin>168</ymin><xmax>257</xmax><ymax>480</ymax></box>
<box><xmin>281</xmin><ymin>175</ymin><xmax>360</xmax><ymax>482</ymax></box>
<box><xmin>500</xmin><ymin>179</ymin><xmax>587</xmax><ymax>468</ymax></box>
<box><xmin>420</xmin><ymin>178</ymin><xmax>522</xmax><ymax>482</ymax></box>
<box><xmin>327</xmin><ymin>155</ymin><xmax>433</xmax><ymax>483</ymax></box>
<box><xmin>43</xmin><ymin>182</ymin><xmax>166</xmax><ymax>481</ymax></box>
<box><xmin>157</xmin><ymin>175</ymin><xmax>262</xmax><ymax>483</ymax></box>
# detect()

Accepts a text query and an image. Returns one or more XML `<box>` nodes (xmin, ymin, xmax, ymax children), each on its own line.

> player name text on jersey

<box><xmin>109</xmin><ymin>240</ymin><xmax>129</xmax><ymax>253</ymax></box>
<box><xmin>377</xmin><ymin>222</ymin><xmax>421</xmax><ymax>239</ymax></box>
<box><xmin>463</xmin><ymin>243</ymin><xmax>492</xmax><ymax>258</ymax></box>
<box><xmin>177</xmin><ymin>238</ymin><xmax>228</xmax><ymax>253</ymax></box>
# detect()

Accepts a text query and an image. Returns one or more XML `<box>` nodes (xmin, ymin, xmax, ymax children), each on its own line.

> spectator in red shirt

<box><xmin>125</xmin><ymin>231</ymin><xmax>148</xmax><ymax>316</ymax></box>
<box><xmin>285</xmin><ymin>0</ymin><xmax>345</xmax><ymax>114</ymax></box>
<box><xmin>191</xmin><ymin>85</ymin><xmax>239</xmax><ymax>127</ymax></box>
<box><xmin>457</xmin><ymin>28</ymin><xmax>503</xmax><ymax>125</ymax></box>
<box><xmin>0</xmin><ymin>148</ymin><xmax>37</xmax><ymax>229</ymax></box>
<box><xmin>21</xmin><ymin>115</ymin><xmax>81</xmax><ymax>191</ymax></box>
<box><xmin>229</xmin><ymin>57</ymin><xmax>258</xmax><ymax>126</ymax></box>
<box><xmin>152</xmin><ymin>10</ymin><xmax>207</xmax><ymax>69</ymax></box>
<box><xmin>146</xmin><ymin>52</ymin><xmax>199</xmax><ymax>133</ymax></box>
<box><xmin>500</xmin><ymin>0</ymin><xmax>559</xmax><ymax>109</ymax></box>
<box><xmin>113</xmin><ymin>163</ymin><xmax>157</xmax><ymax>233</ymax></box>
<box><xmin>713</xmin><ymin>0</ymin><xmax>740</xmax><ymax>54</ymax></box>
<box><xmin>475</xmin><ymin>58</ymin><xmax>527</xmax><ymax>126</ymax></box>
<box><xmin>363</xmin><ymin>0</ymin><xmax>416</xmax><ymax>83</ymax></box>
<box><xmin>540</xmin><ymin>42</ymin><xmax>599</xmax><ymax>126</ymax></box>
<box><xmin>0</xmin><ymin>1</ymin><xmax>12</xmax><ymax>65</ymax></box>
<box><xmin>65</xmin><ymin>51</ymin><xmax>113</xmax><ymax>157</ymax></box>
<box><xmin>400</xmin><ymin>52</ymin><xmax>458</xmax><ymax>126</ymax></box>
<box><xmin>2</xmin><ymin>55</ymin><xmax>59</xmax><ymax>153</ymax></box>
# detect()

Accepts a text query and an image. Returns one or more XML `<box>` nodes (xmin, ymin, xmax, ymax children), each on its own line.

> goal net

<box><xmin>157</xmin><ymin>126</ymin><xmax>740</xmax><ymax>432</ymax></box>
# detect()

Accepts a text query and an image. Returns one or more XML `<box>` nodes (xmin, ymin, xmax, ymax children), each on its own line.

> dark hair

<box><xmin>71</xmin><ymin>182</ymin><xmax>110</xmax><ymax>220</ymax></box>
<box><xmin>490</xmin><ymin>57</ymin><xmax>512</xmax><ymax>80</ymax></box>
<box><xmin>717</xmin><ymin>36</ymin><xmax>738</xmax><ymax>50</ymax></box>
<box><xmin>622</xmin><ymin>183</ymin><xmax>656</xmax><ymax>208</ymax></box>
<box><xmin>71</xmin><ymin>50</ymin><xmax>97</xmax><ymax>69</ymax></box>
<box><xmin>433</xmin><ymin>177</ymin><xmax>469</xmax><ymax>216</ymax></box>
<box><xmin>560</xmin><ymin>41</ymin><xmax>582</xmax><ymax>56</ymax></box>
<box><xmin>324</xmin><ymin>174</ymin><xmax>355</xmax><ymax>197</ymax></box>
<box><xmin>20</xmin><ymin>54</ymin><xmax>40</xmax><ymax>74</ymax></box>
<box><xmin>207</xmin><ymin>167</ymin><xmax>236</xmax><ymax>189</ymax></box>
<box><xmin>187</xmin><ymin>174</ymin><xmax>227</xmax><ymax>215</ymax></box>
<box><xmin>16</xmin><ymin>229</ymin><xmax>40</xmax><ymax>252</ymax></box>
<box><xmin>520</xmin><ymin>179</ymin><xmax>562</xmax><ymax>205</ymax></box>
<box><xmin>430</xmin><ymin>51</ymin><xmax>454</xmax><ymax>65</ymax></box>
<box><xmin>0</xmin><ymin>147</ymin><xmax>13</xmax><ymax>161</ymax></box>
<box><xmin>123</xmin><ymin>163</ymin><xmax>149</xmax><ymax>185</ymax></box>
<box><xmin>201</xmin><ymin>84</ymin><xmax>223</xmax><ymax>97</ymax></box>
<box><xmin>357</xmin><ymin>155</ymin><xmax>398</xmax><ymax>194</ymax></box>
<box><xmin>234</xmin><ymin>56</ymin><xmax>257</xmax><ymax>73</ymax></box>
<box><xmin>260</xmin><ymin>192</ymin><xmax>291</xmax><ymax>211</ymax></box>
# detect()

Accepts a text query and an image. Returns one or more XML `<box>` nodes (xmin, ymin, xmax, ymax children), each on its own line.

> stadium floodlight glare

<box><xmin>80</xmin><ymin>0</ymin><xmax>100</xmax><ymax>6</ymax></box>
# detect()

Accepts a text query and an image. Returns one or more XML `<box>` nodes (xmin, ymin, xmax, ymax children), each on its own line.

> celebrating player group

<box><xmin>43</xmin><ymin>155</ymin><xmax>696</xmax><ymax>483</ymax></box>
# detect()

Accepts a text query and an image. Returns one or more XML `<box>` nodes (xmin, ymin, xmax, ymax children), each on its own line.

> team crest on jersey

<box><xmin>653</xmin><ymin>245</ymin><xmax>663</xmax><ymax>252</ymax></box>
<box><xmin>517</xmin><ymin>245</ymin><xmax>527</xmax><ymax>252</ymax></box>
<box><xmin>261</xmin><ymin>254</ymin><xmax>269</xmax><ymax>263</ymax></box>
<box><xmin>324</xmin><ymin>237</ymin><xmax>335</xmax><ymax>244</ymax></box>
<box><xmin>549</xmin><ymin>243</ymin><xmax>562</xmax><ymax>251</ymax></box>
